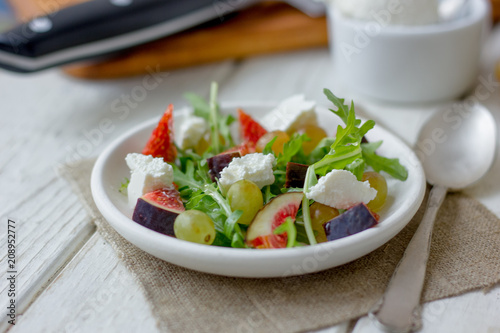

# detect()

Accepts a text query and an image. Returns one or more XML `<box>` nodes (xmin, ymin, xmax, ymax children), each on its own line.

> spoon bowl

<box><xmin>371</xmin><ymin>102</ymin><xmax>497</xmax><ymax>332</ymax></box>
<box><xmin>417</xmin><ymin>102</ymin><xmax>497</xmax><ymax>190</ymax></box>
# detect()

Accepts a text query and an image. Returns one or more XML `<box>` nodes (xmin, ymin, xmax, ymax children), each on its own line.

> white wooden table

<box><xmin>2</xmin><ymin>24</ymin><xmax>500</xmax><ymax>333</ymax></box>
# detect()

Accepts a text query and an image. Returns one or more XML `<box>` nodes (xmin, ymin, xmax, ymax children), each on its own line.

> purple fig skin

<box><xmin>285</xmin><ymin>162</ymin><xmax>309</xmax><ymax>188</ymax></box>
<box><xmin>323</xmin><ymin>203</ymin><xmax>378</xmax><ymax>241</ymax></box>
<box><xmin>132</xmin><ymin>198</ymin><xmax>180</xmax><ymax>236</ymax></box>
<box><xmin>207</xmin><ymin>151</ymin><xmax>241</xmax><ymax>182</ymax></box>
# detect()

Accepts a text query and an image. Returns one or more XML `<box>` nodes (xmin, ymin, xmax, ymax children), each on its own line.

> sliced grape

<box><xmin>362</xmin><ymin>171</ymin><xmax>388</xmax><ymax>212</ymax></box>
<box><xmin>194</xmin><ymin>134</ymin><xmax>210</xmax><ymax>155</ymax></box>
<box><xmin>227</xmin><ymin>179</ymin><xmax>263</xmax><ymax>225</ymax></box>
<box><xmin>309</xmin><ymin>202</ymin><xmax>339</xmax><ymax>243</ymax></box>
<box><xmin>174</xmin><ymin>210</ymin><xmax>216</xmax><ymax>245</ymax></box>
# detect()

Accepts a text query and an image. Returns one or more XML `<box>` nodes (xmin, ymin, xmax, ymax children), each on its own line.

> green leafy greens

<box><xmin>301</xmin><ymin>89</ymin><xmax>408</xmax><ymax>245</ymax></box>
<box><xmin>119</xmin><ymin>177</ymin><xmax>130</xmax><ymax>195</ymax></box>
<box><xmin>184</xmin><ymin>82</ymin><xmax>236</xmax><ymax>155</ymax></box>
<box><xmin>172</xmin><ymin>83</ymin><xmax>247</xmax><ymax>247</ymax></box>
<box><xmin>273</xmin><ymin>217</ymin><xmax>298</xmax><ymax>248</ymax></box>
<box><xmin>160</xmin><ymin>86</ymin><xmax>408</xmax><ymax>249</ymax></box>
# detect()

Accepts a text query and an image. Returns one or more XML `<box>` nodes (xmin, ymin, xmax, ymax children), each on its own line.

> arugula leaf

<box><xmin>323</xmin><ymin>88</ymin><xmax>361</xmax><ymax>127</ymax></box>
<box><xmin>171</xmin><ymin>161</ymin><xmax>203</xmax><ymax>190</ymax></box>
<box><xmin>209</xmin><ymin>82</ymin><xmax>221</xmax><ymax>154</ymax></box>
<box><xmin>263</xmin><ymin>136</ymin><xmax>277</xmax><ymax>155</ymax></box>
<box><xmin>173</xmin><ymin>156</ymin><xmax>247</xmax><ymax>248</ymax></box>
<box><xmin>276</xmin><ymin>133</ymin><xmax>308</xmax><ymax>169</ymax></box>
<box><xmin>312</xmin><ymin>90</ymin><xmax>375</xmax><ymax>176</ymax></box>
<box><xmin>322</xmin><ymin>89</ymin><xmax>407</xmax><ymax>180</ymax></box>
<box><xmin>224</xmin><ymin>210</ymin><xmax>246</xmax><ymax>248</ymax></box>
<box><xmin>196</xmin><ymin>160</ymin><xmax>212</xmax><ymax>185</ymax></box>
<box><xmin>301</xmin><ymin>166</ymin><xmax>318</xmax><ymax>245</ymax></box>
<box><xmin>362</xmin><ymin>141</ymin><xmax>408</xmax><ymax>181</ymax></box>
<box><xmin>345</xmin><ymin>158</ymin><xmax>366</xmax><ymax>181</ymax></box>
<box><xmin>119</xmin><ymin>177</ymin><xmax>129</xmax><ymax>195</ymax></box>
<box><xmin>184</xmin><ymin>82</ymin><xmax>235</xmax><ymax>155</ymax></box>
<box><xmin>308</xmin><ymin>137</ymin><xmax>335</xmax><ymax>164</ymax></box>
<box><xmin>203</xmin><ymin>183</ymin><xmax>231</xmax><ymax>216</ymax></box>
<box><xmin>262</xmin><ymin>185</ymin><xmax>277</xmax><ymax>204</ymax></box>
<box><xmin>231</xmin><ymin>231</ymin><xmax>246</xmax><ymax>248</ymax></box>
<box><xmin>313</xmin><ymin>144</ymin><xmax>362</xmax><ymax>175</ymax></box>
<box><xmin>219</xmin><ymin>114</ymin><xmax>236</xmax><ymax>148</ymax></box>
<box><xmin>213</xmin><ymin>233</ymin><xmax>232</xmax><ymax>247</ymax></box>
<box><xmin>273</xmin><ymin>217</ymin><xmax>297</xmax><ymax>248</ymax></box>
<box><xmin>184</xmin><ymin>92</ymin><xmax>210</xmax><ymax>120</ymax></box>
<box><xmin>294</xmin><ymin>221</ymin><xmax>310</xmax><ymax>245</ymax></box>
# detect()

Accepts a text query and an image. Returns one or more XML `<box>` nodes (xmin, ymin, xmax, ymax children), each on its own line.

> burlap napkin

<box><xmin>59</xmin><ymin>159</ymin><xmax>500</xmax><ymax>333</ymax></box>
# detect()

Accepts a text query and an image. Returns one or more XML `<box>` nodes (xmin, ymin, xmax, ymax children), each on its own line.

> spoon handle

<box><xmin>369</xmin><ymin>185</ymin><xmax>448</xmax><ymax>333</ymax></box>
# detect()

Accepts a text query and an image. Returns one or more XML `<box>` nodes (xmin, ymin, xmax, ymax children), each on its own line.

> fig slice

<box><xmin>285</xmin><ymin>162</ymin><xmax>309</xmax><ymax>188</ymax></box>
<box><xmin>207</xmin><ymin>151</ymin><xmax>241</xmax><ymax>182</ymax></box>
<box><xmin>132</xmin><ymin>187</ymin><xmax>185</xmax><ymax>236</ymax></box>
<box><xmin>323</xmin><ymin>203</ymin><xmax>378</xmax><ymax>241</ymax></box>
<box><xmin>246</xmin><ymin>192</ymin><xmax>304</xmax><ymax>249</ymax></box>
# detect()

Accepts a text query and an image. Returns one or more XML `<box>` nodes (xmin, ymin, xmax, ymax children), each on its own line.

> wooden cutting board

<box><xmin>10</xmin><ymin>0</ymin><xmax>500</xmax><ymax>79</ymax></box>
<box><xmin>9</xmin><ymin>0</ymin><xmax>329</xmax><ymax>79</ymax></box>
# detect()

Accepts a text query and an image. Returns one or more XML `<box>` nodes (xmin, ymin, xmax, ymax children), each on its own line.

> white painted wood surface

<box><xmin>1</xmin><ymin>24</ymin><xmax>500</xmax><ymax>333</ymax></box>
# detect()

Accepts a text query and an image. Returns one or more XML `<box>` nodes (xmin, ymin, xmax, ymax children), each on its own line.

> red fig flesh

<box><xmin>132</xmin><ymin>188</ymin><xmax>185</xmax><ymax>236</ymax></box>
<box><xmin>246</xmin><ymin>192</ymin><xmax>304</xmax><ymax>249</ymax></box>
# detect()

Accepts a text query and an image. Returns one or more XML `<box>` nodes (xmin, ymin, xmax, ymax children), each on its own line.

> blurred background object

<box><xmin>1</xmin><ymin>0</ymin><xmax>328</xmax><ymax>78</ymax></box>
<box><xmin>329</xmin><ymin>0</ymin><xmax>490</xmax><ymax>103</ymax></box>
<box><xmin>493</xmin><ymin>0</ymin><xmax>500</xmax><ymax>20</ymax></box>
<box><xmin>63</xmin><ymin>2</ymin><xmax>329</xmax><ymax>79</ymax></box>
<box><xmin>2</xmin><ymin>0</ymin><xmax>500</xmax><ymax>79</ymax></box>
<box><xmin>0</xmin><ymin>0</ymin><xmax>16</xmax><ymax>32</ymax></box>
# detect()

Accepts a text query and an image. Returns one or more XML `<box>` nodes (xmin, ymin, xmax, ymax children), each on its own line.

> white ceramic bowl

<box><xmin>327</xmin><ymin>0</ymin><xmax>490</xmax><ymax>103</ymax></box>
<box><xmin>91</xmin><ymin>102</ymin><xmax>426</xmax><ymax>278</ymax></box>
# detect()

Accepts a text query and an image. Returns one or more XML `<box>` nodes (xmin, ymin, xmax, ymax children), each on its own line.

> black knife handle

<box><xmin>0</xmin><ymin>0</ymin><xmax>255</xmax><ymax>72</ymax></box>
<box><xmin>0</xmin><ymin>0</ymin><xmax>220</xmax><ymax>57</ymax></box>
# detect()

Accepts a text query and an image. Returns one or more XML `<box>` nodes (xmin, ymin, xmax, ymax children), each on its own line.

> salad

<box><xmin>122</xmin><ymin>83</ymin><xmax>408</xmax><ymax>249</ymax></box>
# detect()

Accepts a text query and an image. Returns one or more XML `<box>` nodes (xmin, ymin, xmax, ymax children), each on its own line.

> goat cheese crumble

<box><xmin>219</xmin><ymin>153</ymin><xmax>276</xmax><ymax>193</ymax></box>
<box><xmin>306</xmin><ymin>169</ymin><xmax>377</xmax><ymax>209</ymax></box>
<box><xmin>126</xmin><ymin>153</ymin><xmax>174</xmax><ymax>207</ymax></box>
<box><xmin>261</xmin><ymin>94</ymin><xmax>317</xmax><ymax>133</ymax></box>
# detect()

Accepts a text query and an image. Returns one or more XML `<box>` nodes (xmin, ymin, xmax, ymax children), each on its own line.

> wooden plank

<box><xmin>5</xmin><ymin>52</ymin><xmax>355</xmax><ymax>332</ymax></box>
<box><xmin>9</xmin><ymin>233</ymin><xmax>160</xmax><ymax>333</ymax></box>
<box><xmin>218</xmin><ymin>48</ymin><xmax>332</xmax><ymax>102</ymax></box>
<box><xmin>0</xmin><ymin>61</ymin><xmax>237</xmax><ymax>330</ymax></box>
<box><xmin>11</xmin><ymin>231</ymin><xmax>352</xmax><ymax>333</ymax></box>
<box><xmin>351</xmin><ymin>285</ymin><xmax>500</xmax><ymax>333</ymax></box>
<box><xmin>6</xmin><ymin>46</ymin><xmax>500</xmax><ymax>333</ymax></box>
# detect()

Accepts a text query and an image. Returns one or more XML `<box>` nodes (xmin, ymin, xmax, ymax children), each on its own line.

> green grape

<box><xmin>174</xmin><ymin>210</ymin><xmax>216</xmax><ymax>245</ymax></box>
<box><xmin>227</xmin><ymin>179</ymin><xmax>263</xmax><ymax>225</ymax></box>
<box><xmin>309</xmin><ymin>202</ymin><xmax>339</xmax><ymax>243</ymax></box>
<box><xmin>362</xmin><ymin>171</ymin><xmax>388</xmax><ymax>212</ymax></box>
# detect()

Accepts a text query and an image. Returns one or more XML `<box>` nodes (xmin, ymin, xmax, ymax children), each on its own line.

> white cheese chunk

<box><xmin>173</xmin><ymin>107</ymin><xmax>207</xmax><ymax>150</ymax></box>
<box><xmin>306</xmin><ymin>169</ymin><xmax>377</xmax><ymax>209</ymax></box>
<box><xmin>261</xmin><ymin>94</ymin><xmax>317</xmax><ymax>133</ymax></box>
<box><xmin>125</xmin><ymin>153</ymin><xmax>174</xmax><ymax>207</ymax></box>
<box><xmin>219</xmin><ymin>153</ymin><xmax>276</xmax><ymax>193</ymax></box>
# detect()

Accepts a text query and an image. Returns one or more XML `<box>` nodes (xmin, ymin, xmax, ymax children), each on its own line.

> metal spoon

<box><xmin>369</xmin><ymin>102</ymin><xmax>497</xmax><ymax>333</ymax></box>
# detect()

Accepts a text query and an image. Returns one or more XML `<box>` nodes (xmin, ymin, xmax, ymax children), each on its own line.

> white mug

<box><xmin>328</xmin><ymin>0</ymin><xmax>490</xmax><ymax>103</ymax></box>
